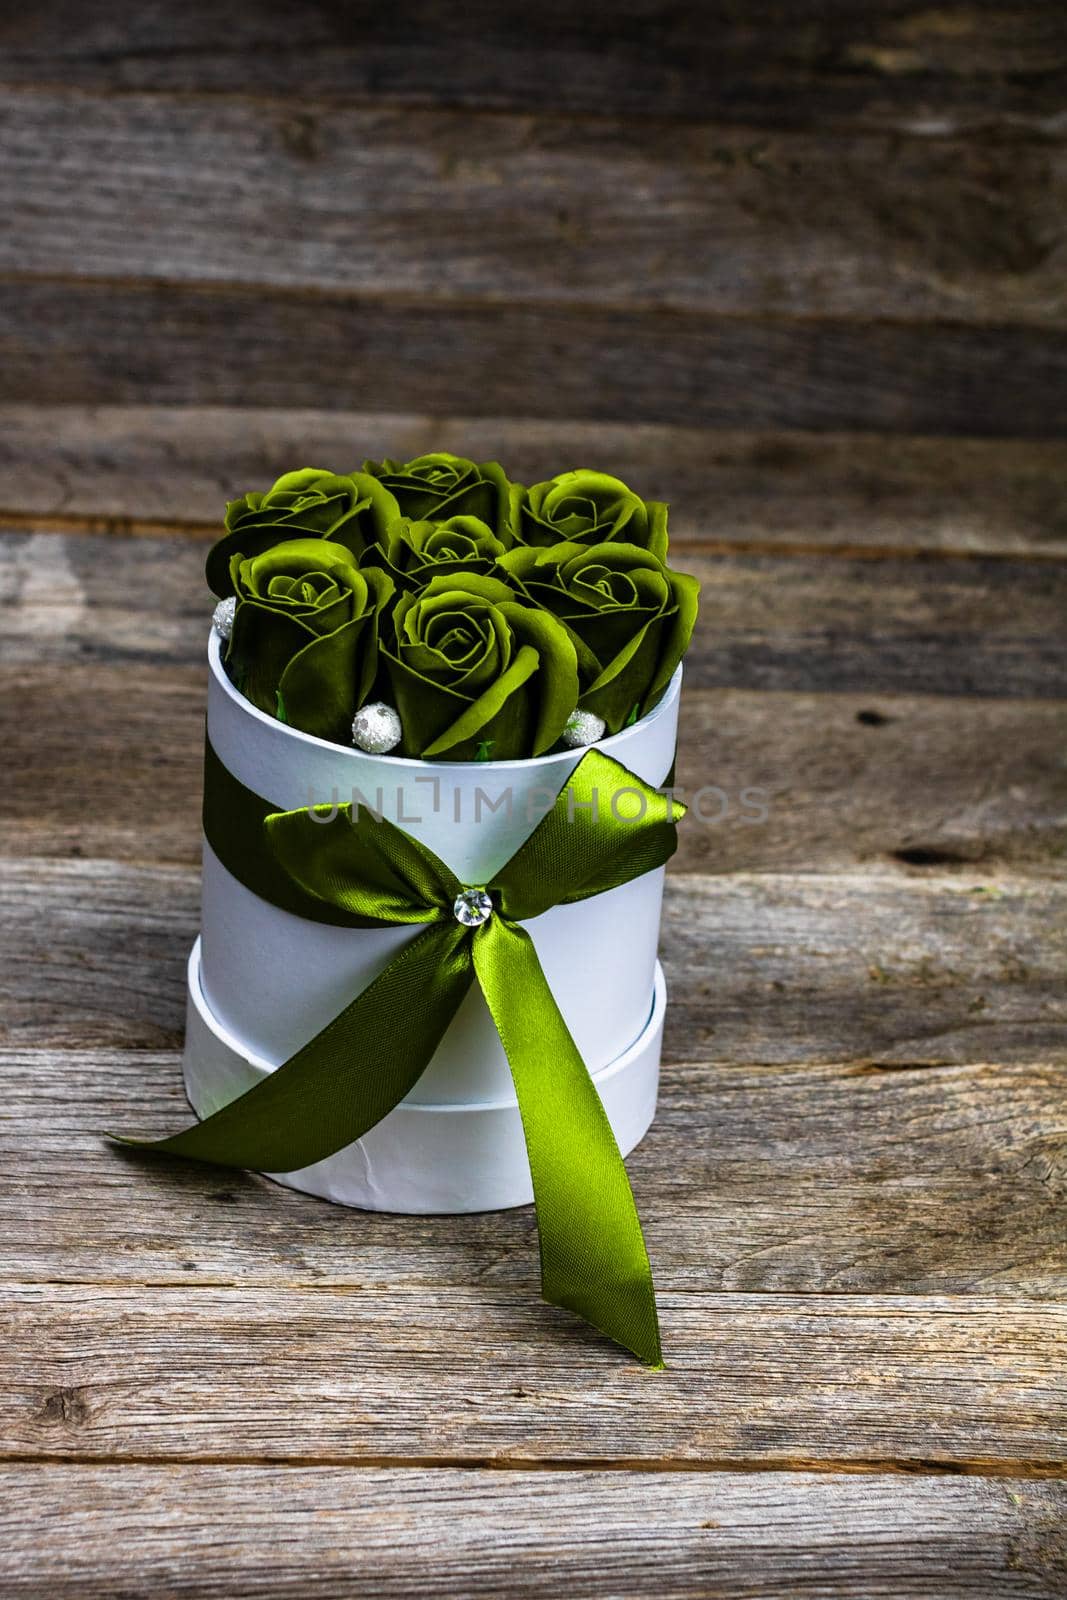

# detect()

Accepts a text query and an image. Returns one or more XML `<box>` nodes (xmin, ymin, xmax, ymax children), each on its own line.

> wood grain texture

<box><xmin>2</xmin><ymin>1281</ymin><xmax>1063</xmax><ymax>1467</ymax></box>
<box><xmin>663</xmin><ymin>872</ymin><xmax>1067</xmax><ymax>1067</ymax></box>
<box><xmin>0</xmin><ymin>858</ymin><xmax>197</xmax><ymax>1047</ymax></box>
<box><xmin>1</xmin><ymin>860</ymin><xmax>1063</xmax><ymax>1064</ymax></box>
<box><xmin>1</xmin><ymin>1</ymin><xmax>1063</xmax><ymax>133</ymax></box>
<box><xmin>1</xmin><ymin>1467</ymin><xmax>1064</xmax><ymax>1599</ymax></box>
<box><xmin>2</xmin><ymin>92</ymin><xmax>1062</xmax><ymax>326</ymax></box>
<box><xmin>2</xmin><ymin>408</ymin><xmax>1067</xmax><ymax>556</ymax></box>
<box><xmin>673</xmin><ymin>691</ymin><xmax>1067</xmax><ymax>876</ymax></box>
<box><xmin>4</xmin><ymin>1046</ymin><xmax>1064</xmax><ymax>1298</ymax></box>
<box><xmin>677</xmin><ymin>550</ymin><xmax>1067</xmax><ymax>698</ymax></box>
<box><xmin>5</xmin><ymin>531</ymin><xmax>1067</xmax><ymax>696</ymax></box>
<box><xmin>4</xmin><ymin>669</ymin><xmax>1065</xmax><ymax>875</ymax></box>
<box><xmin>3</xmin><ymin>279</ymin><xmax>1064</xmax><ymax>435</ymax></box>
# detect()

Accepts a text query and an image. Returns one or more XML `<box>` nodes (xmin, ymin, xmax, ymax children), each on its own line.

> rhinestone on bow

<box><xmin>453</xmin><ymin>887</ymin><xmax>493</xmax><ymax>927</ymax></box>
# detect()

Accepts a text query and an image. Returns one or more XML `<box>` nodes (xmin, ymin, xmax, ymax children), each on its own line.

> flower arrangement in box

<box><xmin>118</xmin><ymin>455</ymin><xmax>699</xmax><ymax>1366</ymax></box>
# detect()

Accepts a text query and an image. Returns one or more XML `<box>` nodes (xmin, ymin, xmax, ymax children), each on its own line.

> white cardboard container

<box><xmin>183</xmin><ymin>632</ymin><xmax>681</xmax><ymax>1213</ymax></box>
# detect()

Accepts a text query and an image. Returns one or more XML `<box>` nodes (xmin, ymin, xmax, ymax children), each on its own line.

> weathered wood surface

<box><xmin>2</xmin><ymin>1280</ymin><xmax>1063</xmax><ymax>1467</ymax></box>
<box><xmin>3</xmin><ymin>92</ymin><xmax>1063</xmax><ymax>326</ymax></box>
<box><xmin>1</xmin><ymin>12</ymin><xmax>1062</xmax><ymax>444</ymax></box>
<box><xmin>2</xmin><ymin>1</ymin><xmax>1063</xmax><ymax>133</ymax></box>
<box><xmin>5</xmin><ymin>531</ymin><xmax>1067</xmax><ymax>698</ymax></box>
<box><xmin>4</xmin><ymin>279</ymin><xmax>1064</xmax><ymax>434</ymax></box>
<box><xmin>678</xmin><ymin>550</ymin><xmax>1067</xmax><ymax>698</ymax></box>
<box><xmin>4</xmin><ymin>1047</ymin><xmax>1065</xmax><ymax>1298</ymax></box>
<box><xmin>2</xmin><ymin>1469</ymin><xmax>1065</xmax><ymax>1600</ymax></box>
<box><xmin>673</xmin><ymin>691</ymin><xmax>1067</xmax><ymax>875</ymax></box>
<box><xmin>1</xmin><ymin>860</ymin><xmax>1063</xmax><ymax>1064</ymax></box>
<box><xmin>5</xmin><ymin>408</ymin><xmax>1067</xmax><ymax>557</ymax></box>
<box><xmin>663</xmin><ymin>872</ymin><xmax>1067</xmax><ymax>1067</ymax></box>
<box><xmin>3</xmin><ymin>1471</ymin><xmax>1067</xmax><ymax>1600</ymax></box>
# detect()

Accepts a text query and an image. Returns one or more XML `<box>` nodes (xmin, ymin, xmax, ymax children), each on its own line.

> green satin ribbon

<box><xmin>115</xmin><ymin>744</ymin><xmax>683</xmax><ymax>1366</ymax></box>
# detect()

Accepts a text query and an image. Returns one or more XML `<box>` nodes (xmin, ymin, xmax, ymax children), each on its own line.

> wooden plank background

<box><xmin>0</xmin><ymin>4</ymin><xmax>1065</xmax><ymax>1596</ymax></box>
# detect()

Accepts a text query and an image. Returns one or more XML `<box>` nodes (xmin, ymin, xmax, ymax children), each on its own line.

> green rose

<box><xmin>363</xmin><ymin>452</ymin><xmax>511</xmax><ymax>535</ymax></box>
<box><xmin>498</xmin><ymin>541</ymin><xmax>698</xmax><ymax>733</ymax></box>
<box><xmin>226</xmin><ymin>538</ymin><xmax>394</xmax><ymax>742</ymax></box>
<box><xmin>379</xmin><ymin>572</ymin><xmax>578</xmax><ymax>760</ymax></box>
<box><xmin>361</xmin><ymin>515</ymin><xmax>508</xmax><ymax>591</ymax></box>
<box><xmin>207</xmin><ymin>469</ymin><xmax>400</xmax><ymax>598</ymax></box>
<box><xmin>510</xmin><ymin>470</ymin><xmax>668</xmax><ymax>561</ymax></box>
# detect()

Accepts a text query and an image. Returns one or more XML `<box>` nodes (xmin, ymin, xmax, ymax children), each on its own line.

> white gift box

<box><xmin>183</xmin><ymin>632</ymin><xmax>681</xmax><ymax>1213</ymax></box>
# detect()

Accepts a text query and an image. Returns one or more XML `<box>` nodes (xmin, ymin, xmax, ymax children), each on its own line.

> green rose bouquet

<box><xmin>147</xmin><ymin>448</ymin><xmax>705</xmax><ymax>1381</ymax></box>
<box><xmin>207</xmin><ymin>457</ymin><xmax>697</xmax><ymax>760</ymax></box>
<box><xmin>225</xmin><ymin>538</ymin><xmax>393</xmax><ymax>743</ymax></box>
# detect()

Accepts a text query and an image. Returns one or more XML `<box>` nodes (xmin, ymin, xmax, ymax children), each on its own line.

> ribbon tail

<box><xmin>111</xmin><ymin>922</ymin><xmax>474</xmax><ymax>1174</ymax></box>
<box><xmin>472</xmin><ymin>919</ymin><xmax>664</xmax><ymax>1369</ymax></box>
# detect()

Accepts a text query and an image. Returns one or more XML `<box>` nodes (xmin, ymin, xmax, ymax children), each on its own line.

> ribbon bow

<box><xmin>116</xmin><ymin>744</ymin><xmax>684</xmax><ymax>1366</ymax></box>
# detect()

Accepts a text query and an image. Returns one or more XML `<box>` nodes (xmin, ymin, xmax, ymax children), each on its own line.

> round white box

<box><xmin>184</xmin><ymin>633</ymin><xmax>681</xmax><ymax>1212</ymax></box>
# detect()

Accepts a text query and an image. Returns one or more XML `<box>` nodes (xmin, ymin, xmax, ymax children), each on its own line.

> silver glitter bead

<box><xmin>560</xmin><ymin>709</ymin><xmax>607</xmax><ymax>749</ymax></box>
<box><xmin>212</xmin><ymin>596</ymin><xmax>237</xmax><ymax>641</ymax></box>
<box><xmin>351</xmin><ymin>702</ymin><xmax>403</xmax><ymax>754</ymax></box>
<box><xmin>453</xmin><ymin>887</ymin><xmax>493</xmax><ymax>927</ymax></box>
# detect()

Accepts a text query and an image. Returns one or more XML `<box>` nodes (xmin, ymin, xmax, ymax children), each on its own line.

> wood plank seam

<box><xmin>6</xmin><ymin>270</ymin><xmax>1067</xmax><ymax>333</ymax></box>
<box><xmin>0</xmin><ymin>77</ymin><xmax>1064</xmax><ymax>135</ymax></box>
<box><xmin>0</xmin><ymin>1452</ymin><xmax>1064</xmax><ymax>1479</ymax></box>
